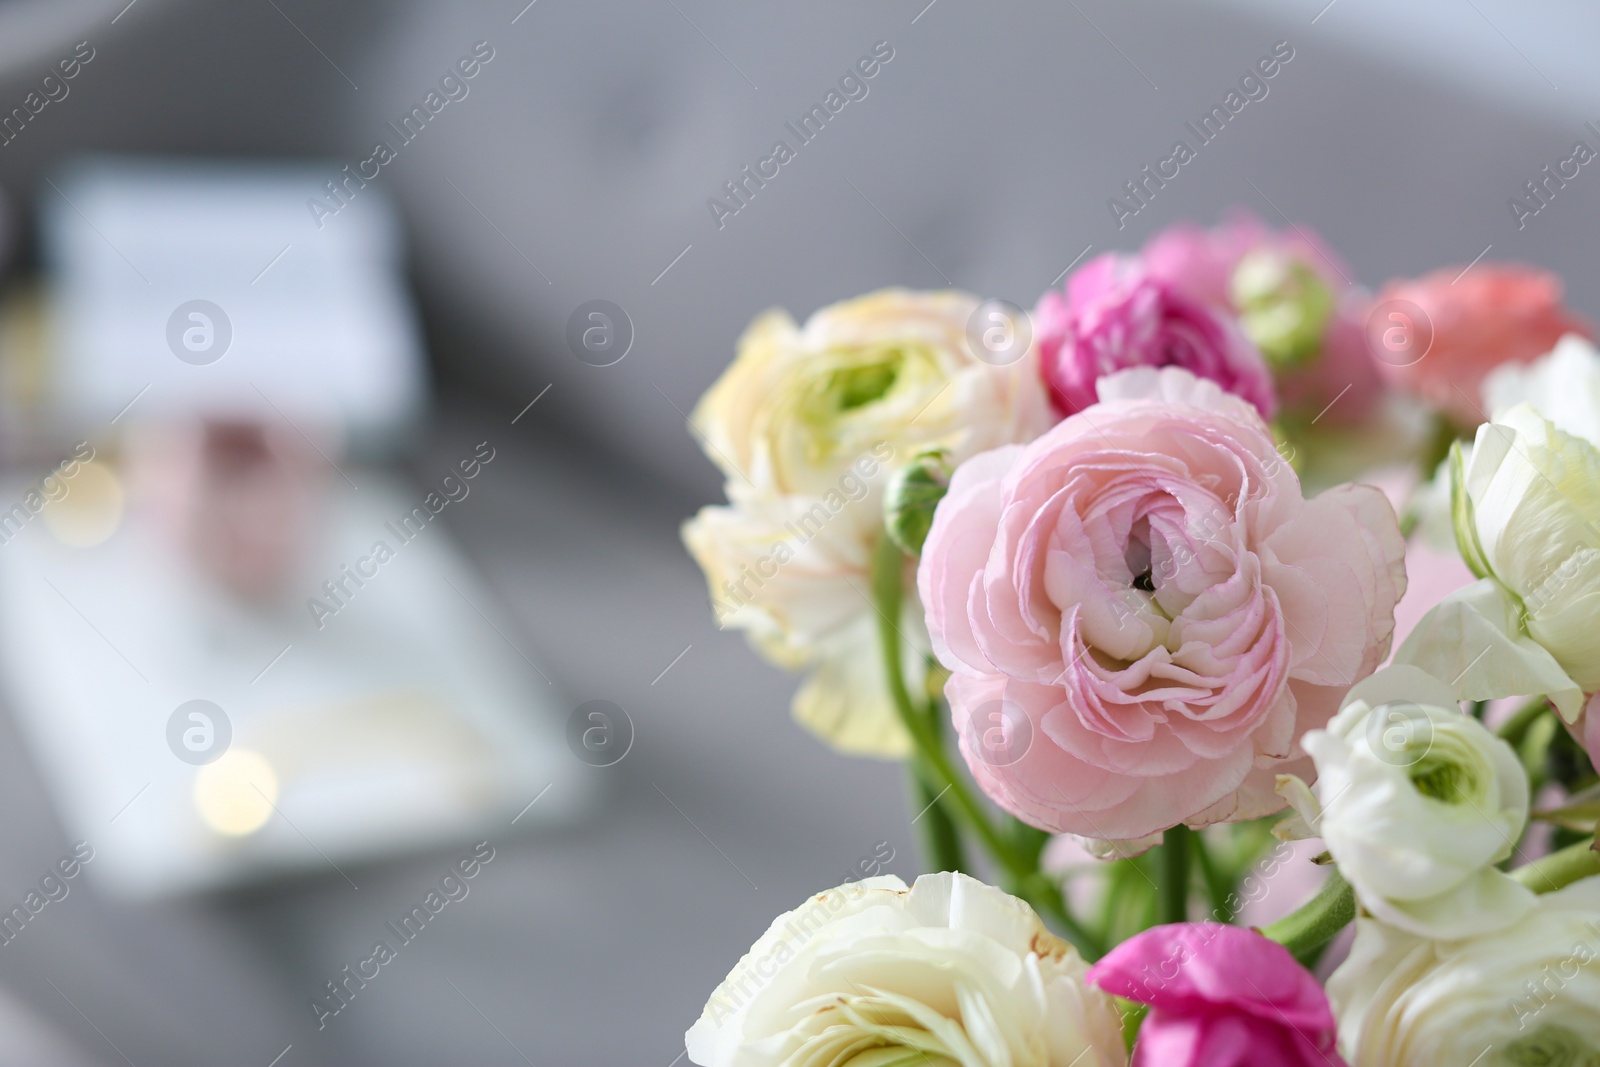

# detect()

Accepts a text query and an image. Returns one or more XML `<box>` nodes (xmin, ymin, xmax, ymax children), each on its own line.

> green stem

<box><xmin>1499</xmin><ymin>696</ymin><xmax>1552</xmax><ymax>747</ymax></box>
<box><xmin>1117</xmin><ymin>1001</ymin><xmax>1148</xmax><ymax>1053</ymax></box>
<box><xmin>872</xmin><ymin>535</ymin><xmax>927</xmax><ymax>736</ymax></box>
<box><xmin>1260</xmin><ymin>870</ymin><xmax>1355</xmax><ymax>966</ymax></box>
<box><xmin>1513</xmin><ymin>838</ymin><xmax>1600</xmax><ymax>893</ymax></box>
<box><xmin>1417</xmin><ymin>410</ymin><xmax>1459</xmax><ymax>482</ymax></box>
<box><xmin>908</xmin><ymin>652</ymin><xmax>968</xmax><ymax>874</ymax></box>
<box><xmin>1158</xmin><ymin>825</ymin><xmax>1192</xmax><ymax>925</ymax></box>
<box><xmin>1519</xmin><ymin>712</ymin><xmax>1559</xmax><ymax>796</ymax></box>
<box><xmin>1397</xmin><ymin>507</ymin><xmax>1418</xmax><ymax>540</ymax></box>
<box><xmin>907</xmin><ymin>760</ymin><xmax>968</xmax><ymax>874</ymax></box>
<box><xmin>869</xmin><ymin>535</ymin><xmax>1103</xmax><ymax>958</ymax></box>
<box><xmin>870</xmin><ymin>537</ymin><xmax>1020</xmax><ymax>862</ymax></box>
<box><xmin>1192</xmin><ymin>831</ymin><xmax>1235</xmax><ymax>923</ymax></box>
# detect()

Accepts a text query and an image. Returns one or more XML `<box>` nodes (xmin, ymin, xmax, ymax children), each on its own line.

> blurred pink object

<box><xmin>1374</xmin><ymin>263</ymin><xmax>1592</xmax><ymax>426</ymax></box>
<box><xmin>1144</xmin><ymin>211</ymin><xmax>1353</xmax><ymax>304</ymax></box>
<box><xmin>1589</xmin><ymin>697</ymin><xmax>1600</xmax><ymax>762</ymax></box>
<box><xmin>1033</xmin><ymin>252</ymin><xmax>1276</xmax><ymax>419</ymax></box>
<box><xmin>1364</xmin><ymin>465</ymin><xmax>1477</xmax><ymax>657</ymax></box>
<box><xmin>1581</xmin><ymin>693</ymin><xmax>1600</xmax><ymax>769</ymax></box>
<box><xmin>129</xmin><ymin>419</ymin><xmax>329</xmax><ymax>601</ymax></box>
<box><xmin>1142</xmin><ymin>215</ymin><xmax>1267</xmax><ymax>308</ymax></box>
<box><xmin>1089</xmin><ymin>923</ymin><xmax>1347</xmax><ymax>1066</ymax></box>
<box><xmin>1236</xmin><ymin>837</ymin><xmax>1329</xmax><ymax>929</ymax></box>
<box><xmin>1388</xmin><ymin>539</ymin><xmax>1476</xmax><ymax>656</ymax></box>
<box><xmin>1143</xmin><ymin>210</ymin><xmax>1382</xmax><ymax>425</ymax></box>
<box><xmin>1274</xmin><ymin>298</ymin><xmax>1380</xmax><ymax>423</ymax></box>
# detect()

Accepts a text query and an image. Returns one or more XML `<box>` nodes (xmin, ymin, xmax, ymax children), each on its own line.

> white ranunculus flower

<box><xmin>1483</xmin><ymin>333</ymin><xmax>1600</xmax><ymax>443</ymax></box>
<box><xmin>1277</xmin><ymin>665</ymin><xmax>1536</xmax><ymax>939</ymax></box>
<box><xmin>685</xmin><ymin>873</ymin><xmax>1127</xmax><ymax>1067</ymax></box>
<box><xmin>1396</xmin><ymin>336</ymin><xmax>1600</xmax><ymax>721</ymax></box>
<box><xmin>683</xmin><ymin>290</ymin><xmax>1054</xmax><ymax>757</ymax></box>
<box><xmin>1328</xmin><ymin>878</ymin><xmax>1600</xmax><ymax>1066</ymax></box>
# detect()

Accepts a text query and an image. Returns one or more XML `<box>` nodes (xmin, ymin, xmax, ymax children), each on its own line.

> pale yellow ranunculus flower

<box><xmin>683</xmin><ymin>289</ymin><xmax>1053</xmax><ymax>757</ymax></box>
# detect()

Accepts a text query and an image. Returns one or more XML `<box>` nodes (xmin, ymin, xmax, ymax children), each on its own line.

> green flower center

<box><xmin>786</xmin><ymin>343</ymin><xmax>917</xmax><ymax>468</ymax></box>
<box><xmin>1500</xmin><ymin>1025</ymin><xmax>1600</xmax><ymax>1066</ymax></box>
<box><xmin>802</xmin><ymin>987</ymin><xmax>971</xmax><ymax>1067</ymax></box>
<box><xmin>1409</xmin><ymin>754</ymin><xmax>1477</xmax><ymax>803</ymax></box>
<box><xmin>828</xmin><ymin>358</ymin><xmax>900</xmax><ymax>412</ymax></box>
<box><xmin>840</xmin><ymin>1048</ymin><xmax>957</xmax><ymax>1067</ymax></box>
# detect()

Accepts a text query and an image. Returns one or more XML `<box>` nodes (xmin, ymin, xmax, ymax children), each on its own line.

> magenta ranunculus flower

<box><xmin>1089</xmin><ymin>923</ymin><xmax>1348</xmax><ymax>1066</ymax></box>
<box><xmin>1034</xmin><ymin>253</ymin><xmax>1276</xmax><ymax>420</ymax></box>
<box><xmin>917</xmin><ymin>367</ymin><xmax>1406</xmax><ymax>842</ymax></box>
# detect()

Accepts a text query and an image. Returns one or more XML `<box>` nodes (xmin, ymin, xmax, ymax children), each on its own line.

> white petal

<box><xmin>1393</xmin><ymin>578</ymin><xmax>1583</xmax><ymax>719</ymax></box>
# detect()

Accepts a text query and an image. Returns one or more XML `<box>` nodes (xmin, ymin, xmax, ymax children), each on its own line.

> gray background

<box><xmin>0</xmin><ymin>0</ymin><xmax>1595</xmax><ymax>1063</ymax></box>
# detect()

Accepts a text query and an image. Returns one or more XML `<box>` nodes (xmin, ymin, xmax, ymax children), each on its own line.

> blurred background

<box><xmin>0</xmin><ymin>0</ymin><xmax>1594</xmax><ymax>1062</ymax></box>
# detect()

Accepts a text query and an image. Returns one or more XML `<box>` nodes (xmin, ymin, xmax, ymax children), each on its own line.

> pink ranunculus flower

<box><xmin>1143</xmin><ymin>211</ymin><xmax>1382</xmax><ymax>426</ymax></box>
<box><xmin>1034</xmin><ymin>253</ymin><xmax>1276</xmax><ymax>421</ymax></box>
<box><xmin>917</xmin><ymin>366</ymin><xmax>1406</xmax><ymax>842</ymax></box>
<box><xmin>1273</xmin><ymin>301</ymin><xmax>1380</xmax><ymax>424</ymax></box>
<box><xmin>1374</xmin><ymin>263</ymin><xmax>1592</xmax><ymax>426</ymax></box>
<box><xmin>1143</xmin><ymin>211</ymin><xmax>1350</xmax><ymax>317</ymax></box>
<box><xmin>1089</xmin><ymin>923</ymin><xmax>1348</xmax><ymax>1066</ymax></box>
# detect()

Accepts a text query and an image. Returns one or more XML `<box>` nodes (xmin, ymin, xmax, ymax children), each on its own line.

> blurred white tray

<box><xmin>0</xmin><ymin>471</ymin><xmax>592</xmax><ymax>898</ymax></box>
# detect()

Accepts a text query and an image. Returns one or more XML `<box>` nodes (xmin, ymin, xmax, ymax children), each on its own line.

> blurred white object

<box><xmin>42</xmin><ymin>158</ymin><xmax>426</xmax><ymax>453</ymax></box>
<box><xmin>1</xmin><ymin>159</ymin><xmax>591</xmax><ymax>898</ymax></box>
<box><xmin>0</xmin><ymin>472</ymin><xmax>591</xmax><ymax>898</ymax></box>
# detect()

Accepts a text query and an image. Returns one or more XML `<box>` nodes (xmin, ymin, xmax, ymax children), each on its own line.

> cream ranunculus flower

<box><xmin>1328</xmin><ymin>878</ymin><xmax>1600</xmax><ymax>1066</ymax></box>
<box><xmin>1396</xmin><ymin>335</ymin><xmax>1600</xmax><ymax>722</ymax></box>
<box><xmin>685</xmin><ymin>872</ymin><xmax>1127</xmax><ymax>1067</ymax></box>
<box><xmin>1277</xmin><ymin>665</ymin><xmax>1536</xmax><ymax>939</ymax></box>
<box><xmin>683</xmin><ymin>290</ymin><xmax>1054</xmax><ymax>757</ymax></box>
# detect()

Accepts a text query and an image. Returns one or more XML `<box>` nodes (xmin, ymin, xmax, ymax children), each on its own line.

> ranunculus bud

<box><xmin>1230</xmin><ymin>248</ymin><xmax>1334</xmax><ymax>369</ymax></box>
<box><xmin>882</xmin><ymin>449</ymin><xmax>951</xmax><ymax>556</ymax></box>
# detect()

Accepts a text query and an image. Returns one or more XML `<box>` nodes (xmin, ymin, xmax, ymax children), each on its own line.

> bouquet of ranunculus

<box><xmin>680</xmin><ymin>212</ymin><xmax>1600</xmax><ymax>1065</ymax></box>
